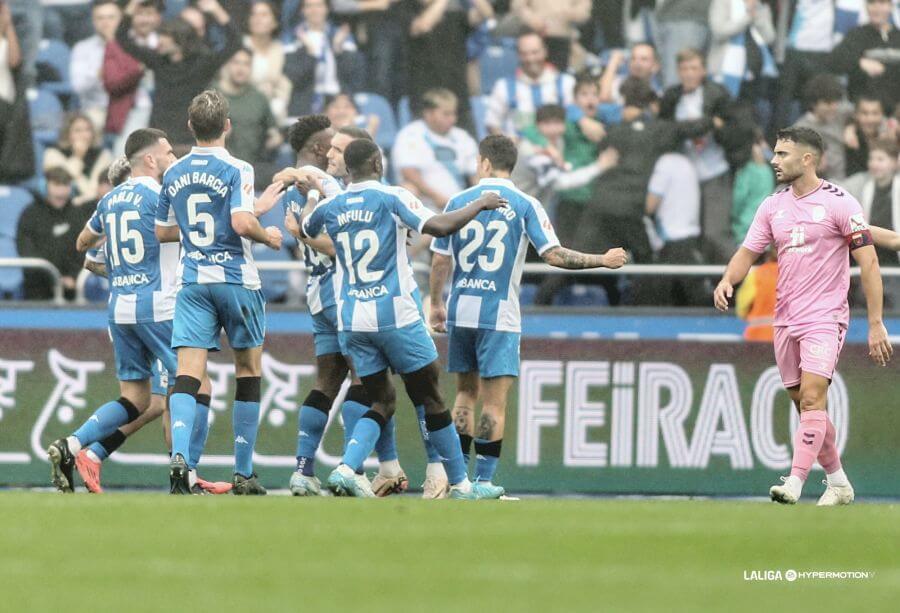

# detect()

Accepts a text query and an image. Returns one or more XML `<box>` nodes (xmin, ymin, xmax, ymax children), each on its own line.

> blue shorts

<box><xmin>312</xmin><ymin>305</ymin><xmax>342</xmax><ymax>357</ymax></box>
<box><xmin>448</xmin><ymin>325</ymin><xmax>521</xmax><ymax>378</ymax></box>
<box><xmin>151</xmin><ymin>359</ymin><xmax>170</xmax><ymax>396</ymax></box>
<box><xmin>109</xmin><ymin>320</ymin><xmax>178</xmax><ymax>382</ymax></box>
<box><xmin>339</xmin><ymin>320</ymin><xmax>438</xmax><ymax>378</ymax></box>
<box><xmin>172</xmin><ymin>283</ymin><xmax>266</xmax><ymax>351</ymax></box>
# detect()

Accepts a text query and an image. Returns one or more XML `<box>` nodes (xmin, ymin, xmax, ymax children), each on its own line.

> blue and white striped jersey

<box><xmin>282</xmin><ymin>166</ymin><xmax>343</xmax><ymax>315</ymax></box>
<box><xmin>87</xmin><ymin>176</ymin><xmax>179</xmax><ymax>324</ymax></box>
<box><xmin>431</xmin><ymin>178</ymin><xmax>559</xmax><ymax>332</ymax></box>
<box><xmin>301</xmin><ymin>180</ymin><xmax>434</xmax><ymax>332</ymax></box>
<box><xmin>156</xmin><ymin>147</ymin><xmax>259</xmax><ymax>289</ymax></box>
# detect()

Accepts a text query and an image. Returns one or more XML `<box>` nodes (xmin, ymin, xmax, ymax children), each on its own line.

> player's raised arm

<box><xmin>422</xmin><ymin>192</ymin><xmax>508</xmax><ymax>237</ymax></box>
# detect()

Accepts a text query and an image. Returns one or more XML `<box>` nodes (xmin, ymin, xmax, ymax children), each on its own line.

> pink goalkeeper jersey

<box><xmin>742</xmin><ymin>180</ymin><xmax>871</xmax><ymax>327</ymax></box>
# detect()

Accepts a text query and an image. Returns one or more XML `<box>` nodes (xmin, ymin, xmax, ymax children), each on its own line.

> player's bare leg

<box><xmin>471</xmin><ymin>376</ymin><xmax>512</xmax><ymax>498</ymax></box>
<box><xmin>452</xmin><ymin>372</ymin><xmax>479</xmax><ymax>464</ymax></box>
<box><xmin>771</xmin><ymin>372</ymin><xmax>837</xmax><ymax>504</ymax></box>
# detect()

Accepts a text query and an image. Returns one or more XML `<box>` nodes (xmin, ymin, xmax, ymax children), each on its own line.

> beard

<box><xmin>777</xmin><ymin>168</ymin><xmax>802</xmax><ymax>184</ymax></box>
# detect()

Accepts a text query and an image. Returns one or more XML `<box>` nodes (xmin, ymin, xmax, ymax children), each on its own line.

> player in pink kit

<box><xmin>714</xmin><ymin>127</ymin><xmax>892</xmax><ymax>506</ymax></box>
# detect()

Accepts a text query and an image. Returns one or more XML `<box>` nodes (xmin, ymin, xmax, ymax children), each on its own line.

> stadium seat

<box><xmin>0</xmin><ymin>186</ymin><xmax>35</xmax><ymax>297</ymax></box>
<box><xmin>470</xmin><ymin>95</ymin><xmax>488</xmax><ymax>140</ymax></box>
<box><xmin>27</xmin><ymin>89</ymin><xmax>64</xmax><ymax>136</ymax></box>
<box><xmin>82</xmin><ymin>272</ymin><xmax>110</xmax><ymax>303</ymax></box>
<box><xmin>553</xmin><ymin>284</ymin><xmax>609</xmax><ymax>307</ymax></box>
<box><xmin>353</xmin><ymin>93</ymin><xmax>398</xmax><ymax>151</ymax></box>
<box><xmin>397</xmin><ymin>96</ymin><xmax>413</xmax><ymax>129</ymax></box>
<box><xmin>479</xmin><ymin>42</ymin><xmax>518</xmax><ymax>95</ymax></box>
<box><xmin>35</xmin><ymin>39</ymin><xmax>73</xmax><ymax>97</ymax></box>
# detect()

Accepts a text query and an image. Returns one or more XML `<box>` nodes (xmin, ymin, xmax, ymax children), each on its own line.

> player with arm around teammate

<box><xmin>156</xmin><ymin>90</ymin><xmax>283</xmax><ymax>495</ymax></box>
<box><xmin>428</xmin><ymin>134</ymin><xmax>627</xmax><ymax>493</ymax></box>
<box><xmin>299</xmin><ymin>139</ymin><xmax>508</xmax><ymax>498</ymax></box>
<box><xmin>714</xmin><ymin>127</ymin><xmax>892</xmax><ymax>506</ymax></box>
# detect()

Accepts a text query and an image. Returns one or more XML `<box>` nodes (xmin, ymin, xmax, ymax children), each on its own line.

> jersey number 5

<box><xmin>458</xmin><ymin>220</ymin><xmax>507</xmax><ymax>273</ymax></box>
<box><xmin>336</xmin><ymin>230</ymin><xmax>384</xmax><ymax>284</ymax></box>
<box><xmin>187</xmin><ymin>194</ymin><xmax>215</xmax><ymax>247</ymax></box>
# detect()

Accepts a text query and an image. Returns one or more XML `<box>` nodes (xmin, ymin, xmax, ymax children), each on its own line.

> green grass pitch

<box><xmin>1</xmin><ymin>493</ymin><xmax>898</xmax><ymax>612</ymax></box>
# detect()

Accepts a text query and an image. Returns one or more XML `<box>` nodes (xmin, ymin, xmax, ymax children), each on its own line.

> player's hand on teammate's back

<box><xmin>867</xmin><ymin>322</ymin><xmax>893</xmax><ymax>367</ymax></box>
<box><xmin>602</xmin><ymin>248</ymin><xmax>627</xmax><ymax>269</ymax></box>
<box><xmin>478</xmin><ymin>192</ymin><xmax>508</xmax><ymax>211</ymax></box>
<box><xmin>265</xmin><ymin>226</ymin><xmax>283</xmax><ymax>251</ymax></box>
<box><xmin>429</xmin><ymin>303</ymin><xmax>448</xmax><ymax>334</ymax></box>
<box><xmin>296</xmin><ymin>175</ymin><xmax>324</xmax><ymax>197</ymax></box>
<box><xmin>255</xmin><ymin>182</ymin><xmax>285</xmax><ymax>217</ymax></box>
<box><xmin>713</xmin><ymin>280</ymin><xmax>733</xmax><ymax>312</ymax></box>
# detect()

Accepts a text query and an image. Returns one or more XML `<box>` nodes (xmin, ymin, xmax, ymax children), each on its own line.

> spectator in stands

<box><xmin>707</xmin><ymin>0</ymin><xmax>776</xmax><ymax>105</ymax></box>
<box><xmin>283</xmin><ymin>0</ymin><xmax>364</xmax><ymax>118</ymax></box>
<box><xmin>16</xmin><ymin>167</ymin><xmax>90</xmax><ymax>301</ymax></box>
<box><xmin>598</xmin><ymin>43</ymin><xmax>661</xmax><ymax>107</ymax></box>
<box><xmin>324</xmin><ymin>92</ymin><xmax>380</xmax><ymax>138</ymax></box>
<box><xmin>71</xmin><ymin>0</ymin><xmax>123</xmax><ymax>131</ymax></box>
<box><xmin>831</xmin><ymin>0</ymin><xmax>900</xmax><ymax>115</ymax></box>
<box><xmin>102</xmin><ymin>21</ymin><xmax>145</xmax><ymax>147</ymax></box>
<box><xmin>43</xmin><ymin>112</ymin><xmax>113</xmax><ymax>207</ymax></box>
<box><xmin>844</xmin><ymin>94</ymin><xmax>893</xmax><ymax>176</ymax></box>
<box><xmin>393</xmin><ymin>87</ymin><xmax>478</xmax><ymax>210</ymax></box>
<box><xmin>645</xmin><ymin>150</ymin><xmax>705</xmax><ymax>306</ymax></box>
<box><xmin>485</xmin><ymin>31</ymin><xmax>576</xmax><ymax>136</ymax></box>
<box><xmin>8</xmin><ymin>0</ymin><xmax>40</xmax><ymax>88</ymax></box>
<box><xmin>844</xmin><ymin>138</ymin><xmax>900</xmax><ymax>305</ymax></box>
<box><xmin>42</xmin><ymin>0</ymin><xmax>94</xmax><ymax>48</ymax></box>
<box><xmin>658</xmin><ymin>48</ymin><xmax>734</xmax><ymax>264</ymax></box>
<box><xmin>731</xmin><ymin>138</ymin><xmax>774</xmax><ymax>243</ymax></box>
<box><xmin>355</xmin><ymin>0</ymin><xmax>409</xmax><ymax>107</ymax></box>
<box><xmin>407</xmin><ymin>0</ymin><xmax>493</xmax><ymax>135</ymax></box>
<box><xmin>736</xmin><ymin>246</ymin><xmax>777</xmax><ymax>342</ymax></box>
<box><xmin>0</xmin><ymin>0</ymin><xmax>21</xmax><ymax>105</ymax></box>
<box><xmin>654</xmin><ymin>0</ymin><xmax>710</xmax><ymax>88</ymax></box>
<box><xmin>510</xmin><ymin>0</ymin><xmax>591</xmax><ymax>71</ymax></box>
<box><xmin>772</xmin><ymin>0</ymin><xmax>840</xmax><ymax>136</ymax></box>
<box><xmin>217</xmin><ymin>47</ymin><xmax>282</xmax><ymax>166</ymax></box>
<box><xmin>244</xmin><ymin>0</ymin><xmax>292</xmax><ymax>125</ymax></box>
<box><xmin>179</xmin><ymin>3</ymin><xmax>208</xmax><ymax>39</ymax></box>
<box><xmin>116</xmin><ymin>0</ymin><xmax>242</xmax><ymax>148</ymax></box>
<box><xmin>792</xmin><ymin>73</ymin><xmax>851</xmax><ymax>180</ymax></box>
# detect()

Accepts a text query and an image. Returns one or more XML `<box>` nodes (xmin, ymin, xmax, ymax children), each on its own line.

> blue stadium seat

<box><xmin>82</xmin><ymin>273</ymin><xmax>110</xmax><ymax>303</ymax></box>
<box><xmin>27</xmin><ymin>89</ymin><xmax>64</xmax><ymax>136</ymax></box>
<box><xmin>470</xmin><ymin>95</ymin><xmax>488</xmax><ymax>140</ymax></box>
<box><xmin>397</xmin><ymin>96</ymin><xmax>413</xmax><ymax>129</ymax></box>
<box><xmin>35</xmin><ymin>39</ymin><xmax>73</xmax><ymax>97</ymax></box>
<box><xmin>353</xmin><ymin>93</ymin><xmax>398</xmax><ymax>151</ymax></box>
<box><xmin>0</xmin><ymin>186</ymin><xmax>35</xmax><ymax>297</ymax></box>
<box><xmin>479</xmin><ymin>42</ymin><xmax>518</xmax><ymax>94</ymax></box>
<box><xmin>553</xmin><ymin>284</ymin><xmax>609</xmax><ymax>307</ymax></box>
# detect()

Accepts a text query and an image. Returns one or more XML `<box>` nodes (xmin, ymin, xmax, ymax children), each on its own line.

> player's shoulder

<box><xmin>132</xmin><ymin>175</ymin><xmax>161</xmax><ymax>196</ymax></box>
<box><xmin>822</xmin><ymin>180</ymin><xmax>861</xmax><ymax>210</ymax></box>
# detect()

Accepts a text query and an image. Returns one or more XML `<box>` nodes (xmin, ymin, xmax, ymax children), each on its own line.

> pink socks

<box><xmin>790</xmin><ymin>410</ymin><xmax>828</xmax><ymax>482</ymax></box>
<box><xmin>817</xmin><ymin>416</ymin><xmax>842</xmax><ymax>474</ymax></box>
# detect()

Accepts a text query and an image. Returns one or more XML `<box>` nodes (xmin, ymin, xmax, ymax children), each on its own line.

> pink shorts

<box><xmin>773</xmin><ymin>323</ymin><xmax>847</xmax><ymax>388</ymax></box>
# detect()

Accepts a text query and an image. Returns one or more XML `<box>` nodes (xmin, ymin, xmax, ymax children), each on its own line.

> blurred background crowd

<box><xmin>1</xmin><ymin>0</ymin><xmax>899</xmax><ymax>310</ymax></box>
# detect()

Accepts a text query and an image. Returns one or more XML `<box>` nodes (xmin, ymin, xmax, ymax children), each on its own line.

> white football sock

<box><xmin>379</xmin><ymin>459</ymin><xmax>401</xmax><ymax>477</ymax></box>
<box><xmin>85</xmin><ymin>449</ymin><xmax>101</xmax><ymax>464</ymax></box>
<box><xmin>425</xmin><ymin>462</ymin><xmax>446</xmax><ymax>479</ymax></box>
<box><xmin>826</xmin><ymin>468</ymin><xmax>850</xmax><ymax>487</ymax></box>
<box><xmin>188</xmin><ymin>469</ymin><xmax>197</xmax><ymax>487</ymax></box>
<box><xmin>784</xmin><ymin>475</ymin><xmax>804</xmax><ymax>496</ymax></box>
<box><xmin>66</xmin><ymin>436</ymin><xmax>82</xmax><ymax>455</ymax></box>
<box><xmin>450</xmin><ymin>477</ymin><xmax>472</xmax><ymax>493</ymax></box>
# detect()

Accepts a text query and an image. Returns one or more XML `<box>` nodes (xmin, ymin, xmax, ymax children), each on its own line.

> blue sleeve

<box><xmin>230</xmin><ymin>163</ymin><xmax>256</xmax><ymax>214</ymax></box>
<box><xmin>87</xmin><ymin>204</ymin><xmax>104</xmax><ymax>234</ymax></box>
<box><xmin>523</xmin><ymin>196</ymin><xmax>560</xmax><ymax>255</ymax></box>
<box><xmin>155</xmin><ymin>181</ymin><xmax>176</xmax><ymax>226</ymax></box>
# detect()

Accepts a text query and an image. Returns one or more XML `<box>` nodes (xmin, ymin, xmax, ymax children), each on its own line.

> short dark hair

<box><xmin>136</xmin><ymin>0</ymin><xmax>165</xmax><ymax>11</ymax></box>
<box><xmin>92</xmin><ymin>0</ymin><xmax>120</xmax><ymax>10</ymax></box>
<box><xmin>45</xmin><ymin>166</ymin><xmax>73</xmax><ymax>185</ymax></box>
<box><xmin>343</xmin><ymin>139</ymin><xmax>381</xmax><ymax>175</ymax></box>
<box><xmin>573</xmin><ymin>70</ymin><xmax>600</xmax><ymax>95</ymax></box>
<box><xmin>289</xmin><ymin>114</ymin><xmax>331</xmax><ymax>154</ymax></box>
<box><xmin>776</xmin><ymin>126</ymin><xmax>825</xmax><ymax>155</ymax></box>
<box><xmin>676</xmin><ymin>48</ymin><xmax>704</xmax><ymax>66</ymax></box>
<box><xmin>870</xmin><ymin>137</ymin><xmax>899</xmax><ymax>159</ymax></box>
<box><xmin>422</xmin><ymin>88</ymin><xmax>457</xmax><ymax>110</ymax></box>
<box><xmin>803</xmin><ymin>74</ymin><xmax>843</xmax><ymax>109</ymax></box>
<box><xmin>188</xmin><ymin>90</ymin><xmax>229</xmax><ymax>141</ymax></box>
<box><xmin>535</xmin><ymin>104</ymin><xmax>566</xmax><ymax>123</ymax></box>
<box><xmin>620</xmin><ymin>76</ymin><xmax>658</xmax><ymax>109</ymax></box>
<box><xmin>124</xmin><ymin>128</ymin><xmax>168</xmax><ymax>161</ymax></box>
<box><xmin>337</xmin><ymin>126</ymin><xmax>373</xmax><ymax>141</ymax></box>
<box><xmin>856</xmin><ymin>94</ymin><xmax>884</xmax><ymax>111</ymax></box>
<box><xmin>478</xmin><ymin>135</ymin><xmax>518</xmax><ymax>172</ymax></box>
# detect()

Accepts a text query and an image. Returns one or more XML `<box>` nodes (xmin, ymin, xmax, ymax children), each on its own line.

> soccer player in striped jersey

<box><xmin>276</xmin><ymin>116</ymin><xmax>408</xmax><ymax>496</ymax></box>
<box><xmin>428</xmin><ymin>135</ymin><xmax>627</xmax><ymax>492</ymax></box>
<box><xmin>156</xmin><ymin>90</ymin><xmax>283</xmax><ymax>495</ymax></box>
<box><xmin>300</xmin><ymin>138</ymin><xmax>508</xmax><ymax>499</ymax></box>
<box><xmin>47</xmin><ymin>129</ymin><xmax>212</xmax><ymax>493</ymax></box>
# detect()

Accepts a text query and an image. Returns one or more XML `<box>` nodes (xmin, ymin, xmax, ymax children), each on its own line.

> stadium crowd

<box><xmin>1</xmin><ymin>0</ymin><xmax>900</xmax><ymax>306</ymax></box>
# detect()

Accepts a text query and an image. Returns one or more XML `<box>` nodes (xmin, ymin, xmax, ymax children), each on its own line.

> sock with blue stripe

<box><xmin>72</xmin><ymin>397</ymin><xmax>139</xmax><ymax>451</ymax></box>
<box><xmin>415</xmin><ymin>404</ymin><xmax>442</xmax><ymax>463</ymax></box>
<box><xmin>474</xmin><ymin>438</ymin><xmax>502</xmax><ymax>482</ymax></box>
<box><xmin>295</xmin><ymin>390</ymin><xmax>331</xmax><ymax>476</ymax></box>
<box><xmin>425</xmin><ymin>411</ymin><xmax>468</xmax><ymax>485</ymax></box>
<box><xmin>233</xmin><ymin>377</ymin><xmax>261</xmax><ymax>478</ymax></box>
<box><xmin>188</xmin><ymin>394</ymin><xmax>211</xmax><ymax>469</ymax></box>
<box><xmin>342</xmin><ymin>411</ymin><xmax>385</xmax><ymax>472</ymax></box>
<box><xmin>88</xmin><ymin>428</ymin><xmax>127</xmax><ymax>462</ymax></box>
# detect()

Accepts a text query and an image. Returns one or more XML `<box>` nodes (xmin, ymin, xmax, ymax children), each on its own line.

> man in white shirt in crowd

<box><xmin>70</xmin><ymin>0</ymin><xmax>122</xmax><ymax>131</ymax></box>
<box><xmin>485</xmin><ymin>30</ymin><xmax>575</xmax><ymax>137</ymax></box>
<box><xmin>645</xmin><ymin>150</ymin><xmax>706</xmax><ymax>306</ymax></box>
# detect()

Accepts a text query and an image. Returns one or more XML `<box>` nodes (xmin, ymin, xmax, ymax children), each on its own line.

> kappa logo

<box><xmin>298</xmin><ymin>430</ymin><xmax>308</xmax><ymax>437</ymax></box>
<box><xmin>89</xmin><ymin>415</ymin><xmax>99</xmax><ymax>423</ymax></box>
<box><xmin>235</xmin><ymin>435</ymin><xmax>249</xmax><ymax>445</ymax></box>
<box><xmin>173</xmin><ymin>420</ymin><xmax>186</xmax><ymax>429</ymax></box>
<box><xmin>348</xmin><ymin>438</ymin><xmax>359</xmax><ymax>446</ymax></box>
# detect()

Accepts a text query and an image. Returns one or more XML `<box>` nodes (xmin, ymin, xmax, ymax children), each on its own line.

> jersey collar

<box><xmin>479</xmin><ymin>177</ymin><xmax>514</xmax><ymax>188</ymax></box>
<box><xmin>346</xmin><ymin>180</ymin><xmax>382</xmax><ymax>192</ymax></box>
<box><xmin>129</xmin><ymin>175</ymin><xmax>161</xmax><ymax>190</ymax></box>
<box><xmin>791</xmin><ymin>179</ymin><xmax>824</xmax><ymax>201</ymax></box>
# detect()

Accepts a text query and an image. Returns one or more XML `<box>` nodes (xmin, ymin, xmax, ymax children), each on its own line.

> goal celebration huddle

<box><xmin>46</xmin><ymin>89</ymin><xmax>891</xmax><ymax>504</ymax></box>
